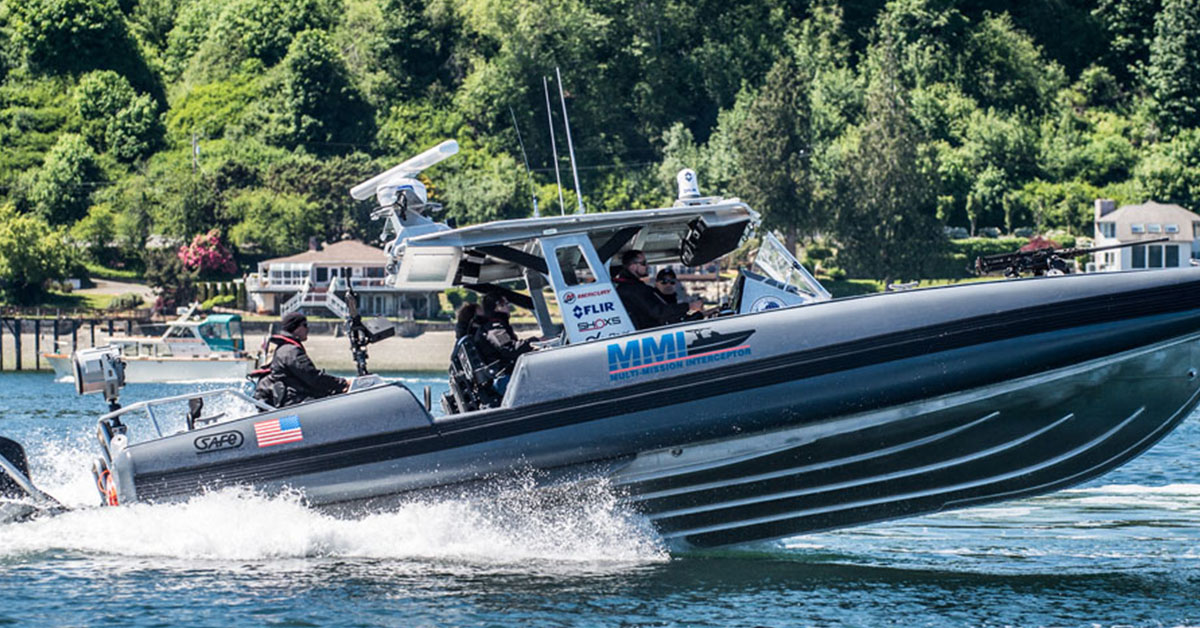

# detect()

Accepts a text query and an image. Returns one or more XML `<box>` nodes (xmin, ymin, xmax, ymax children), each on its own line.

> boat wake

<box><xmin>0</xmin><ymin>474</ymin><xmax>668</xmax><ymax>569</ymax></box>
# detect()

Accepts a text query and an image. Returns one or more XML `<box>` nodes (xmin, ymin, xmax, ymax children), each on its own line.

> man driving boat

<box><xmin>614</xmin><ymin>250</ymin><xmax>703</xmax><ymax>329</ymax></box>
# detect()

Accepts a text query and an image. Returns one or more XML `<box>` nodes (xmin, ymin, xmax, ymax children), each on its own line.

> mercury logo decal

<box><xmin>194</xmin><ymin>430</ymin><xmax>244</xmax><ymax>453</ymax></box>
<box><xmin>563</xmin><ymin>292</ymin><xmax>576</xmax><ymax>304</ymax></box>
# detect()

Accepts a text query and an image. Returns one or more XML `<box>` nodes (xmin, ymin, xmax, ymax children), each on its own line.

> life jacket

<box><xmin>249</xmin><ymin>334</ymin><xmax>303</xmax><ymax>378</ymax></box>
<box><xmin>250</xmin><ymin>334</ymin><xmax>304</xmax><ymax>407</ymax></box>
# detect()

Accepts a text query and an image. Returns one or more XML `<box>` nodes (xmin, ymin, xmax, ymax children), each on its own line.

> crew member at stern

<box><xmin>614</xmin><ymin>250</ymin><xmax>702</xmax><ymax>330</ymax></box>
<box><xmin>253</xmin><ymin>312</ymin><xmax>348</xmax><ymax>408</ymax></box>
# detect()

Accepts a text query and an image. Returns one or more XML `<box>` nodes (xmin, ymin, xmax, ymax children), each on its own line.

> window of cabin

<box><xmin>1132</xmin><ymin>245</ymin><xmax>1146</xmax><ymax>268</ymax></box>
<box><xmin>555</xmin><ymin>245</ymin><xmax>597</xmax><ymax>286</ymax></box>
<box><xmin>1149</xmin><ymin>223</ymin><xmax>1162</xmax><ymax>233</ymax></box>
<box><xmin>1167</xmin><ymin>245</ymin><xmax>1181</xmax><ymax>267</ymax></box>
<box><xmin>1149</xmin><ymin>245</ymin><xmax>1164</xmax><ymax>268</ymax></box>
<box><xmin>1098</xmin><ymin>222</ymin><xmax>1116</xmax><ymax>238</ymax></box>
<box><xmin>1131</xmin><ymin>224</ymin><xmax>1145</xmax><ymax>234</ymax></box>
<box><xmin>316</xmin><ymin>267</ymin><xmax>328</xmax><ymax>282</ymax></box>
<box><xmin>1166</xmin><ymin>224</ymin><xmax>1180</xmax><ymax>234</ymax></box>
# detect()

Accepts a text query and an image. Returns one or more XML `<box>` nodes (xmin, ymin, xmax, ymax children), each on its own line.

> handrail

<box><xmin>100</xmin><ymin>388</ymin><xmax>273</xmax><ymax>439</ymax></box>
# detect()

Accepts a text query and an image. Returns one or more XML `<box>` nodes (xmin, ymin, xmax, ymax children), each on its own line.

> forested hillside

<box><xmin>1</xmin><ymin>0</ymin><xmax>1199</xmax><ymax>302</ymax></box>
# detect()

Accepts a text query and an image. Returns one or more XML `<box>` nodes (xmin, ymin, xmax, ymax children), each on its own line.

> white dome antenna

<box><xmin>677</xmin><ymin>168</ymin><xmax>701</xmax><ymax>200</ymax></box>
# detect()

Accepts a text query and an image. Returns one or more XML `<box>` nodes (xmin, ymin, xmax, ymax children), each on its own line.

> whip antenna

<box><xmin>543</xmin><ymin>76</ymin><xmax>566</xmax><ymax>216</ymax></box>
<box><xmin>509</xmin><ymin>107</ymin><xmax>540</xmax><ymax>218</ymax></box>
<box><xmin>555</xmin><ymin>67</ymin><xmax>585</xmax><ymax>214</ymax></box>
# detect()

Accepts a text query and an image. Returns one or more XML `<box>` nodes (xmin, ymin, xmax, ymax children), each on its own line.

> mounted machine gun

<box><xmin>974</xmin><ymin>237</ymin><xmax>1169</xmax><ymax>278</ymax></box>
<box><xmin>342</xmin><ymin>280</ymin><xmax>395</xmax><ymax>376</ymax></box>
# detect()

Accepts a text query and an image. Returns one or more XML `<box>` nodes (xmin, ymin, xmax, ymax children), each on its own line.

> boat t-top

<box><xmin>6</xmin><ymin>140</ymin><xmax>1200</xmax><ymax>550</ymax></box>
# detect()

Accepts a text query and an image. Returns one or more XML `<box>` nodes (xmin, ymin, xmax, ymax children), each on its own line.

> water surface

<box><xmin>1</xmin><ymin>373</ymin><xmax>1198</xmax><ymax>626</ymax></box>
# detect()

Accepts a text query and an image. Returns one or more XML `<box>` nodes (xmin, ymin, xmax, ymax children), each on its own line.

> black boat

<box><xmin>4</xmin><ymin>141</ymin><xmax>1200</xmax><ymax>550</ymax></box>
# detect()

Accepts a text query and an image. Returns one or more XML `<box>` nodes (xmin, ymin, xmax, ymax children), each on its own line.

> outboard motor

<box><xmin>0</xmin><ymin>436</ymin><xmax>32</xmax><ymax>500</ymax></box>
<box><xmin>0</xmin><ymin>436</ymin><xmax>65</xmax><ymax>522</ymax></box>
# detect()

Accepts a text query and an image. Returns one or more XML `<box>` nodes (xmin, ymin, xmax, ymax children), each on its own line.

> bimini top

<box><xmin>387</xmin><ymin>200</ymin><xmax>758</xmax><ymax>289</ymax></box>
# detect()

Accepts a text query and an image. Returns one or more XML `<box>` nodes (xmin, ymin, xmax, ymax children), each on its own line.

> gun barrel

<box><xmin>1058</xmin><ymin>237</ymin><xmax>1170</xmax><ymax>258</ymax></box>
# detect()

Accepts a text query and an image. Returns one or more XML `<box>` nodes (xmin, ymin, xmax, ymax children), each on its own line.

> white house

<box><xmin>245</xmin><ymin>240</ymin><xmax>438</xmax><ymax>318</ymax></box>
<box><xmin>1092</xmin><ymin>199</ymin><xmax>1200</xmax><ymax>271</ymax></box>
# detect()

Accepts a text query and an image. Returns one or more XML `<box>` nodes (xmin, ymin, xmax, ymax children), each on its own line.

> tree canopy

<box><xmin>2</xmin><ymin>0</ymin><xmax>1200</xmax><ymax>291</ymax></box>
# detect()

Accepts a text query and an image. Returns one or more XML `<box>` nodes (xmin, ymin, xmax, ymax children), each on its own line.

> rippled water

<box><xmin>1</xmin><ymin>372</ymin><xmax>1199</xmax><ymax>627</ymax></box>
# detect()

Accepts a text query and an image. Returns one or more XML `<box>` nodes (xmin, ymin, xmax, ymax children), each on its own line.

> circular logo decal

<box><xmin>750</xmin><ymin>296</ymin><xmax>786</xmax><ymax>312</ymax></box>
<box><xmin>563</xmin><ymin>292</ymin><xmax>576</xmax><ymax>304</ymax></box>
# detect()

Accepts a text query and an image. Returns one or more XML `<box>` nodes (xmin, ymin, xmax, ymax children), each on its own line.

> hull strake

<box><xmin>616</xmin><ymin>332</ymin><xmax>1200</xmax><ymax>547</ymax></box>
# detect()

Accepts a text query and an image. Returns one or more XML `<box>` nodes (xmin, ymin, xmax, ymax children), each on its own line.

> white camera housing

<box><xmin>73</xmin><ymin>346</ymin><xmax>126</xmax><ymax>401</ymax></box>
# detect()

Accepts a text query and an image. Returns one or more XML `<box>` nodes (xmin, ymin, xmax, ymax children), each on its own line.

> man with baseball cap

<box><xmin>253</xmin><ymin>312</ymin><xmax>348</xmax><ymax>407</ymax></box>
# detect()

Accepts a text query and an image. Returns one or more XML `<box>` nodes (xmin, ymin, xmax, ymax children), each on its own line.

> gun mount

<box><xmin>974</xmin><ymin>237</ymin><xmax>1170</xmax><ymax>278</ymax></box>
<box><xmin>342</xmin><ymin>280</ymin><xmax>396</xmax><ymax>376</ymax></box>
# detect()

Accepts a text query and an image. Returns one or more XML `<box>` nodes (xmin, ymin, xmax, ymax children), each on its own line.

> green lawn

<box><xmin>83</xmin><ymin>262</ymin><xmax>144</xmax><ymax>281</ymax></box>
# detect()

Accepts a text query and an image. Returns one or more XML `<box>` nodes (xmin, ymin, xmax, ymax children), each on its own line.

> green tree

<box><xmin>143</xmin><ymin>247</ymin><xmax>195</xmax><ymax>313</ymax></box>
<box><xmin>73</xmin><ymin>70</ymin><xmax>136</xmax><ymax>147</ymax></box>
<box><xmin>70</xmin><ymin>202</ymin><xmax>118</xmax><ymax>263</ymax></box>
<box><xmin>832</xmin><ymin>40</ymin><xmax>945</xmax><ymax>283</ymax></box>
<box><xmin>1147</xmin><ymin>0</ymin><xmax>1200</xmax><ymax>135</ymax></box>
<box><xmin>264</xmin><ymin>151</ymin><xmax>380</xmax><ymax>240</ymax></box>
<box><xmin>25</xmin><ymin>133</ymin><xmax>103</xmax><ymax>225</ymax></box>
<box><xmin>264</xmin><ymin>29</ymin><xmax>374</xmax><ymax>154</ymax></box>
<box><xmin>733</xmin><ymin>55</ymin><xmax>817</xmax><ymax>250</ymax></box>
<box><xmin>0</xmin><ymin>204</ymin><xmax>73</xmax><ymax>303</ymax></box>
<box><xmin>227</xmin><ymin>188</ymin><xmax>324</xmax><ymax>255</ymax></box>
<box><xmin>72</xmin><ymin>70</ymin><xmax>163</xmax><ymax>160</ymax></box>
<box><xmin>8</xmin><ymin>0</ymin><xmax>160</xmax><ymax>98</ymax></box>
<box><xmin>186</xmin><ymin>0</ymin><xmax>337</xmax><ymax>81</ymax></box>
<box><xmin>1093</xmin><ymin>0</ymin><xmax>1161</xmax><ymax>83</ymax></box>
<box><xmin>1135</xmin><ymin>128</ymin><xmax>1200</xmax><ymax>210</ymax></box>
<box><xmin>107</xmin><ymin>92</ymin><xmax>163</xmax><ymax>161</ymax></box>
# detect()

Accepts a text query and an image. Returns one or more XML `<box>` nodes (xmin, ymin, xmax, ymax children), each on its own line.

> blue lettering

<box><xmin>641</xmin><ymin>331</ymin><xmax>686</xmax><ymax>364</ymax></box>
<box><xmin>607</xmin><ymin>340</ymin><xmax>641</xmax><ymax>371</ymax></box>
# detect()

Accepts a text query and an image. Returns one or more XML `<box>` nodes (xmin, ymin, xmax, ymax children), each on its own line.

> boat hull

<box><xmin>615</xmin><ymin>331</ymin><xmax>1200</xmax><ymax>547</ymax></box>
<box><xmin>45</xmin><ymin>354</ymin><xmax>254</xmax><ymax>383</ymax></box>
<box><xmin>105</xmin><ymin>270</ymin><xmax>1200</xmax><ymax>547</ymax></box>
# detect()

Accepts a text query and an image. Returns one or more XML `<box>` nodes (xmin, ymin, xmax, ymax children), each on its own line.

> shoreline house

<box><xmin>1092</xmin><ymin>199</ymin><xmax>1200</xmax><ymax>272</ymax></box>
<box><xmin>245</xmin><ymin>240</ymin><xmax>438</xmax><ymax>318</ymax></box>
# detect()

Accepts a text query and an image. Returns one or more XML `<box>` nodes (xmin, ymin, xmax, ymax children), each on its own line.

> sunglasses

<box><xmin>658</xmin><ymin>279</ymin><xmax>676</xmax><ymax>285</ymax></box>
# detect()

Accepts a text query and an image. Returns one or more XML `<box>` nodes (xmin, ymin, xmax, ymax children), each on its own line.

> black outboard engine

<box><xmin>0</xmin><ymin>436</ymin><xmax>32</xmax><ymax>500</ymax></box>
<box><xmin>0</xmin><ymin>436</ymin><xmax>65</xmax><ymax>522</ymax></box>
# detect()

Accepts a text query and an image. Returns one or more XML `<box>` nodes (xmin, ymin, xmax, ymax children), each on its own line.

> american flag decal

<box><xmin>254</xmin><ymin>415</ymin><xmax>303</xmax><ymax>447</ymax></box>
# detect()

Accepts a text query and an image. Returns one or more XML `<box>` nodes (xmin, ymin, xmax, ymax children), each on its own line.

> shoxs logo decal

<box><xmin>606</xmin><ymin>328</ymin><xmax>755</xmax><ymax>381</ymax></box>
<box><xmin>578</xmin><ymin>315</ymin><xmax>623</xmax><ymax>332</ymax></box>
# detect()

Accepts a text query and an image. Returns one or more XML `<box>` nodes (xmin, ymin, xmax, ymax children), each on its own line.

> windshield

<box><xmin>752</xmin><ymin>232</ymin><xmax>831</xmax><ymax>301</ymax></box>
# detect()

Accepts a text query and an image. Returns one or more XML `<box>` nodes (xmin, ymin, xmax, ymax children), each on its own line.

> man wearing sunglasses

<box><xmin>253</xmin><ymin>311</ymin><xmax>349</xmax><ymax>408</ymax></box>
<box><xmin>614</xmin><ymin>250</ymin><xmax>703</xmax><ymax>330</ymax></box>
<box><xmin>653</xmin><ymin>267</ymin><xmax>704</xmax><ymax>323</ymax></box>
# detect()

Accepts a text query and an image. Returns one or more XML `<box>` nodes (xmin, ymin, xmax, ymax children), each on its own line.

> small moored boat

<box><xmin>43</xmin><ymin>308</ymin><xmax>255</xmax><ymax>383</ymax></box>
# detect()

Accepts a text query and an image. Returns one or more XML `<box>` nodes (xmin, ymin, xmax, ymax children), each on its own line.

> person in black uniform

<box><xmin>613</xmin><ymin>250</ymin><xmax>702</xmax><ymax>330</ymax></box>
<box><xmin>652</xmin><ymin>267</ymin><xmax>703</xmax><ymax>323</ymax></box>
<box><xmin>253</xmin><ymin>312</ymin><xmax>348</xmax><ymax>407</ymax></box>
<box><xmin>473</xmin><ymin>294</ymin><xmax>535</xmax><ymax>375</ymax></box>
<box><xmin>454</xmin><ymin>302</ymin><xmax>481</xmax><ymax>340</ymax></box>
